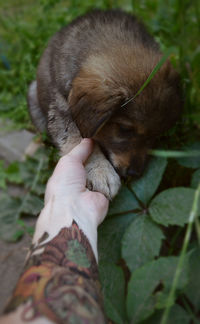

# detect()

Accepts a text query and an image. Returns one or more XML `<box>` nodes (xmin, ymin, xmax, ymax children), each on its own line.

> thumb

<box><xmin>68</xmin><ymin>138</ymin><xmax>94</xmax><ymax>163</ymax></box>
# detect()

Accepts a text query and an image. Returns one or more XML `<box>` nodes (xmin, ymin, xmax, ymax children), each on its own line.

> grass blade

<box><xmin>121</xmin><ymin>47</ymin><xmax>176</xmax><ymax>107</ymax></box>
<box><xmin>150</xmin><ymin>149</ymin><xmax>200</xmax><ymax>158</ymax></box>
<box><xmin>160</xmin><ymin>182</ymin><xmax>200</xmax><ymax>324</ymax></box>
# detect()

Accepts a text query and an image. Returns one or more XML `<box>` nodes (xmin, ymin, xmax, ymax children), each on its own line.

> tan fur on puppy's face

<box><xmin>93</xmin><ymin>119</ymin><xmax>152</xmax><ymax>178</ymax></box>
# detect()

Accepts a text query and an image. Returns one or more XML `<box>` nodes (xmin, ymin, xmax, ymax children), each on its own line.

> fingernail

<box><xmin>82</xmin><ymin>138</ymin><xmax>92</xmax><ymax>144</ymax></box>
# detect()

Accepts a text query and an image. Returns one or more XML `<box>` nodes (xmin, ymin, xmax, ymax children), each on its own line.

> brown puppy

<box><xmin>28</xmin><ymin>9</ymin><xmax>181</xmax><ymax>199</ymax></box>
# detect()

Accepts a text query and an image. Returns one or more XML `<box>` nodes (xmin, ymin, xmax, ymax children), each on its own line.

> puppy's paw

<box><xmin>86</xmin><ymin>159</ymin><xmax>121</xmax><ymax>200</ymax></box>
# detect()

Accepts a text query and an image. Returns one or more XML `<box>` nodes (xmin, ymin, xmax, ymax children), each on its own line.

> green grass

<box><xmin>0</xmin><ymin>0</ymin><xmax>200</xmax><ymax>323</ymax></box>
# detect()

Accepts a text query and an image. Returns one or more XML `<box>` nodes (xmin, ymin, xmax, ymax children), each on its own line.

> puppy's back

<box><xmin>37</xmin><ymin>10</ymin><xmax>161</xmax><ymax>110</ymax></box>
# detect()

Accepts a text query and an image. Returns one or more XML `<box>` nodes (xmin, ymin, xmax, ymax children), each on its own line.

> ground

<box><xmin>0</xmin><ymin>121</ymin><xmax>38</xmax><ymax>313</ymax></box>
<box><xmin>0</xmin><ymin>225</ymin><xmax>33</xmax><ymax>312</ymax></box>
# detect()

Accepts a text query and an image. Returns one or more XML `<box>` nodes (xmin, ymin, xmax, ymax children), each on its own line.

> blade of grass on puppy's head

<box><xmin>121</xmin><ymin>47</ymin><xmax>176</xmax><ymax>108</ymax></box>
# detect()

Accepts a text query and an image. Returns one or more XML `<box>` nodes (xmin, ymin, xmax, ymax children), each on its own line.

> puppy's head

<box><xmin>68</xmin><ymin>51</ymin><xmax>182</xmax><ymax>178</ymax></box>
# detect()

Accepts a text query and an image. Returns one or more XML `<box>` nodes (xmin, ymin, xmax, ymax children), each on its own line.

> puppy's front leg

<box><xmin>85</xmin><ymin>145</ymin><xmax>121</xmax><ymax>200</ymax></box>
<box><xmin>47</xmin><ymin>101</ymin><xmax>82</xmax><ymax>155</ymax></box>
<box><xmin>48</xmin><ymin>112</ymin><xmax>121</xmax><ymax>200</ymax></box>
<box><xmin>47</xmin><ymin>95</ymin><xmax>121</xmax><ymax>200</ymax></box>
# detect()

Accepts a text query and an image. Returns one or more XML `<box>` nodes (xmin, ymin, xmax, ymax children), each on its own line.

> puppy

<box><xmin>28</xmin><ymin>9</ymin><xmax>181</xmax><ymax>200</ymax></box>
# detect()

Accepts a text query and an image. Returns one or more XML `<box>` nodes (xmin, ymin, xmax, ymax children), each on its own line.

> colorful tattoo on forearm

<box><xmin>4</xmin><ymin>221</ymin><xmax>106</xmax><ymax>324</ymax></box>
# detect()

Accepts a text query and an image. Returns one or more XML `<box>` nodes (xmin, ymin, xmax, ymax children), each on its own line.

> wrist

<box><xmin>33</xmin><ymin>197</ymin><xmax>99</xmax><ymax>260</ymax></box>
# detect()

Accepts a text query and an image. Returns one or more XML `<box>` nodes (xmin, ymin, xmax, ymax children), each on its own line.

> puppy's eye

<box><xmin>118</xmin><ymin>125</ymin><xmax>134</xmax><ymax>136</ymax></box>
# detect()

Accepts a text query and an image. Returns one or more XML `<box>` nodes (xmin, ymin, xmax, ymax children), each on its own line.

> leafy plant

<box><xmin>0</xmin><ymin>0</ymin><xmax>200</xmax><ymax>323</ymax></box>
<box><xmin>0</xmin><ymin>146</ymin><xmax>57</xmax><ymax>240</ymax></box>
<box><xmin>98</xmin><ymin>152</ymin><xmax>200</xmax><ymax>323</ymax></box>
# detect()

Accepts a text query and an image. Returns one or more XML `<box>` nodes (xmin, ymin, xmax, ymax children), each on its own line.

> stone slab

<box><xmin>0</xmin><ymin>119</ymin><xmax>41</xmax><ymax>163</ymax></box>
<box><xmin>0</xmin><ymin>119</ymin><xmax>39</xmax><ymax>313</ymax></box>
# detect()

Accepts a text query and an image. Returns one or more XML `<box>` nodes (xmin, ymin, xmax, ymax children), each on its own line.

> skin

<box><xmin>0</xmin><ymin>139</ymin><xmax>108</xmax><ymax>324</ymax></box>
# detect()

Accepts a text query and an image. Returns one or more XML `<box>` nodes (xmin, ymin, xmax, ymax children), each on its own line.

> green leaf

<box><xmin>22</xmin><ymin>193</ymin><xmax>43</xmax><ymax>216</ymax></box>
<box><xmin>155</xmin><ymin>290</ymin><xmax>174</xmax><ymax>310</ymax></box>
<box><xmin>122</xmin><ymin>214</ymin><xmax>164</xmax><ymax>272</ymax></box>
<box><xmin>156</xmin><ymin>257</ymin><xmax>189</xmax><ymax>290</ymax></box>
<box><xmin>127</xmin><ymin>259</ymin><xmax>158</xmax><ymax>323</ymax></box>
<box><xmin>191</xmin><ymin>168</ymin><xmax>200</xmax><ymax>189</ymax></box>
<box><xmin>31</xmin><ymin>182</ymin><xmax>47</xmax><ymax>195</ymax></box>
<box><xmin>126</xmin><ymin>256</ymin><xmax>189</xmax><ymax>323</ymax></box>
<box><xmin>5</xmin><ymin>162</ymin><xmax>22</xmax><ymax>184</ymax></box>
<box><xmin>0</xmin><ymin>191</ymin><xmax>43</xmax><ymax>241</ymax></box>
<box><xmin>0</xmin><ymin>193</ymin><xmax>22</xmax><ymax>241</ymax></box>
<box><xmin>144</xmin><ymin>304</ymin><xmax>190</xmax><ymax>324</ymax></box>
<box><xmin>19</xmin><ymin>159</ymin><xmax>40</xmax><ymax>188</ymax></box>
<box><xmin>130</xmin><ymin>157</ymin><xmax>167</xmax><ymax>206</ymax></box>
<box><xmin>103</xmin><ymin>298</ymin><xmax>125</xmax><ymax>324</ymax></box>
<box><xmin>108</xmin><ymin>185</ymin><xmax>140</xmax><ymax>216</ymax></box>
<box><xmin>99</xmin><ymin>262</ymin><xmax>126</xmax><ymax>324</ymax></box>
<box><xmin>149</xmin><ymin>187</ymin><xmax>199</xmax><ymax>226</ymax></box>
<box><xmin>177</xmin><ymin>142</ymin><xmax>200</xmax><ymax>169</ymax></box>
<box><xmin>18</xmin><ymin>152</ymin><xmax>50</xmax><ymax>195</ymax></box>
<box><xmin>98</xmin><ymin>213</ymin><xmax>138</xmax><ymax>263</ymax></box>
<box><xmin>0</xmin><ymin>160</ymin><xmax>6</xmax><ymax>189</ymax></box>
<box><xmin>12</xmin><ymin>228</ymin><xmax>25</xmax><ymax>241</ymax></box>
<box><xmin>184</xmin><ymin>247</ymin><xmax>200</xmax><ymax>311</ymax></box>
<box><xmin>0</xmin><ymin>160</ymin><xmax>22</xmax><ymax>189</ymax></box>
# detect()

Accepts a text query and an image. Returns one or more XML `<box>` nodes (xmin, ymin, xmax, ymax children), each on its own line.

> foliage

<box><xmin>0</xmin><ymin>146</ymin><xmax>57</xmax><ymax>240</ymax></box>
<box><xmin>98</xmin><ymin>153</ymin><xmax>200</xmax><ymax>323</ymax></box>
<box><xmin>0</xmin><ymin>0</ymin><xmax>200</xmax><ymax>323</ymax></box>
<box><xmin>126</xmin><ymin>256</ymin><xmax>189</xmax><ymax>323</ymax></box>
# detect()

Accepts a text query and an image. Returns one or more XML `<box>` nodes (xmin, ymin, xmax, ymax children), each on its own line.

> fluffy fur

<box><xmin>28</xmin><ymin>9</ymin><xmax>181</xmax><ymax>199</ymax></box>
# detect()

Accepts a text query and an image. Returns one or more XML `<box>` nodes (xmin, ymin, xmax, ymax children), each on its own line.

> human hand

<box><xmin>33</xmin><ymin>139</ymin><xmax>109</xmax><ymax>258</ymax></box>
<box><xmin>45</xmin><ymin>138</ymin><xmax>109</xmax><ymax>224</ymax></box>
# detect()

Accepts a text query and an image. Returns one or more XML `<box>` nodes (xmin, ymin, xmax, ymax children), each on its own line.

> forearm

<box><xmin>1</xmin><ymin>204</ymin><xmax>106</xmax><ymax>324</ymax></box>
<box><xmin>1</xmin><ymin>140</ymin><xmax>109</xmax><ymax>324</ymax></box>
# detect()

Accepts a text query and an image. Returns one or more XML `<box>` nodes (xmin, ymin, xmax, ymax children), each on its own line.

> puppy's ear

<box><xmin>68</xmin><ymin>68</ymin><xmax>125</xmax><ymax>138</ymax></box>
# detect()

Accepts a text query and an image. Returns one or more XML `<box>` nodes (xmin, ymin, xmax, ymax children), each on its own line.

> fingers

<box><xmin>46</xmin><ymin>138</ymin><xmax>93</xmax><ymax>196</ymax></box>
<box><xmin>67</xmin><ymin>138</ymin><xmax>94</xmax><ymax>163</ymax></box>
